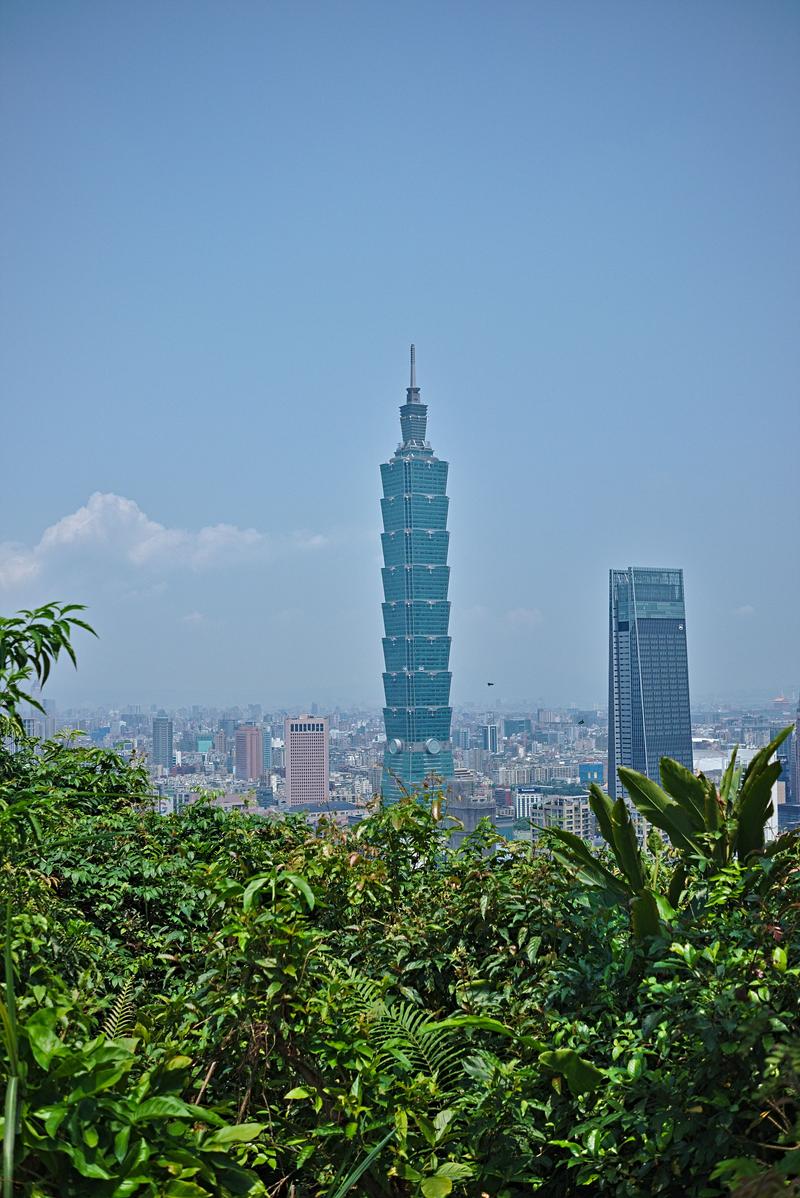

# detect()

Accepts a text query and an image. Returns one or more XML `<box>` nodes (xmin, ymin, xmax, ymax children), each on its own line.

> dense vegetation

<box><xmin>1</xmin><ymin>606</ymin><xmax>799</xmax><ymax>1197</ymax></box>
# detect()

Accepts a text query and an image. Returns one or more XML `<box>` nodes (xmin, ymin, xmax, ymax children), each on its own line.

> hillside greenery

<box><xmin>1</xmin><ymin>605</ymin><xmax>799</xmax><ymax>1197</ymax></box>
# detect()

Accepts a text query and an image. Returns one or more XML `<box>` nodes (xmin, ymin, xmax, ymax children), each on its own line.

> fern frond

<box><xmin>324</xmin><ymin>962</ymin><xmax>387</xmax><ymax>1032</ymax></box>
<box><xmin>370</xmin><ymin>1001</ymin><xmax>467</xmax><ymax>1090</ymax></box>
<box><xmin>102</xmin><ymin>974</ymin><xmax>137</xmax><ymax>1039</ymax></box>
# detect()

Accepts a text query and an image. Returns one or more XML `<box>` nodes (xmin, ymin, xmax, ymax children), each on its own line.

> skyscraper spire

<box><xmin>406</xmin><ymin>343</ymin><xmax>421</xmax><ymax>404</ymax></box>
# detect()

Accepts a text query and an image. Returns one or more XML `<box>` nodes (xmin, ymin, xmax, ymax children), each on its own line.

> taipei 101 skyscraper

<box><xmin>380</xmin><ymin>346</ymin><xmax>454</xmax><ymax>800</ymax></box>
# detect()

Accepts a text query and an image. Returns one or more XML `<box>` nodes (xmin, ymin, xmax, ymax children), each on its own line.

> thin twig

<box><xmin>193</xmin><ymin>1058</ymin><xmax>217</xmax><ymax>1104</ymax></box>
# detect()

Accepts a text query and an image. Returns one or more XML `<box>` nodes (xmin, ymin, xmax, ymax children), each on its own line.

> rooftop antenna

<box><xmin>410</xmin><ymin>343</ymin><xmax>416</xmax><ymax>388</ymax></box>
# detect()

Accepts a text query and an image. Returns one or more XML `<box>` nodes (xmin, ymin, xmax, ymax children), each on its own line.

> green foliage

<box><xmin>551</xmin><ymin>729</ymin><xmax>796</xmax><ymax>944</ymax></box>
<box><xmin>0</xmin><ymin>604</ymin><xmax>95</xmax><ymax>737</ymax></box>
<box><xmin>1</xmin><ymin>606</ymin><xmax>800</xmax><ymax>1195</ymax></box>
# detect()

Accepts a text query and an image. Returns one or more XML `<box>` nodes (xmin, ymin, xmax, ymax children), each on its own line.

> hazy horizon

<box><xmin>2</xmin><ymin>2</ymin><xmax>798</xmax><ymax>710</ymax></box>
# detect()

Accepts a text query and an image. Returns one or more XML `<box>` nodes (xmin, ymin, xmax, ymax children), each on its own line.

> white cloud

<box><xmin>0</xmin><ymin>545</ymin><xmax>40</xmax><ymax>589</ymax></box>
<box><xmin>0</xmin><ymin>492</ymin><xmax>326</xmax><ymax>591</ymax></box>
<box><xmin>733</xmin><ymin>604</ymin><xmax>756</xmax><ymax>618</ymax></box>
<box><xmin>180</xmin><ymin>611</ymin><xmax>207</xmax><ymax>625</ymax></box>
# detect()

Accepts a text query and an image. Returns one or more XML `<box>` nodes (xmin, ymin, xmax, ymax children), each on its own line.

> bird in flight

<box><xmin>487</xmin><ymin>682</ymin><xmax>495</xmax><ymax>687</ymax></box>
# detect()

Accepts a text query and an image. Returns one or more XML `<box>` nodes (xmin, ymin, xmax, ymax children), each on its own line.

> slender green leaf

<box><xmin>588</xmin><ymin>783</ymin><xmax>615</xmax><ymax>847</ymax></box>
<box><xmin>609</xmin><ymin>798</ymin><xmax>646</xmax><ymax>891</ymax></box>
<box><xmin>328</xmin><ymin>1129</ymin><xmax>396</xmax><ymax>1198</ymax></box>
<box><xmin>719</xmin><ymin>747</ymin><xmax>739</xmax><ymax>805</ymax></box>
<box><xmin>736</xmin><ymin>761</ymin><xmax>781</xmax><ymax>860</ymax></box>
<box><xmin>659</xmin><ymin>757</ymin><xmax>706</xmax><ymax>829</ymax></box>
<box><xmin>617</xmin><ymin>768</ymin><xmax>700</xmax><ymax>855</ymax></box>
<box><xmin>547</xmin><ymin>828</ymin><xmax>630</xmax><ymax>898</ymax></box>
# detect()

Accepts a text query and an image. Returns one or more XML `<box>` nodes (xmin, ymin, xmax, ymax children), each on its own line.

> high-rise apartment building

<box><xmin>453</xmin><ymin>728</ymin><xmax>471</xmax><ymax>750</ymax></box>
<box><xmin>235</xmin><ymin>725</ymin><xmax>263</xmax><ymax>782</ymax></box>
<box><xmin>285</xmin><ymin>715</ymin><xmax>329</xmax><ymax>806</ymax></box>
<box><xmin>151</xmin><ymin>715</ymin><xmax>174</xmax><ymax>771</ymax></box>
<box><xmin>262</xmin><ymin>725</ymin><xmax>273</xmax><ymax>773</ymax></box>
<box><xmin>380</xmin><ymin>347</ymin><xmax>453</xmax><ymax>800</ymax></box>
<box><xmin>481</xmin><ymin>723</ymin><xmax>499</xmax><ymax>753</ymax></box>
<box><xmin>608</xmin><ymin>567</ymin><xmax>692</xmax><ymax>798</ymax></box>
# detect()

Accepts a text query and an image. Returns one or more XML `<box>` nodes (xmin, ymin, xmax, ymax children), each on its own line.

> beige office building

<box><xmin>285</xmin><ymin>715</ymin><xmax>329</xmax><ymax>806</ymax></box>
<box><xmin>235</xmin><ymin>725</ymin><xmax>263</xmax><ymax>782</ymax></box>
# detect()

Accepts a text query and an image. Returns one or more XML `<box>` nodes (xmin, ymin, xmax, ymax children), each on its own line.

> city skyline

<box><xmin>1</xmin><ymin>3</ymin><xmax>798</xmax><ymax>707</ymax></box>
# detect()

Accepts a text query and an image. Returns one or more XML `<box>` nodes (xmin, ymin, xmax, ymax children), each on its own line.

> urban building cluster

<box><xmin>25</xmin><ymin>688</ymin><xmax>798</xmax><ymax>844</ymax></box>
<box><xmin>20</xmin><ymin>350</ymin><xmax>799</xmax><ymax>840</ymax></box>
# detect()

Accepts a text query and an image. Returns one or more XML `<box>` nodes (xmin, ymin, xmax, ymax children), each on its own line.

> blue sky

<box><xmin>1</xmin><ymin>0</ymin><xmax>798</xmax><ymax>709</ymax></box>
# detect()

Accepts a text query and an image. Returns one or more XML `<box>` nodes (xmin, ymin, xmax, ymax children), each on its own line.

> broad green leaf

<box><xmin>56</xmin><ymin>1139</ymin><xmax>113</xmax><ymax>1179</ymax></box>
<box><xmin>772</xmin><ymin>946</ymin><xmax>787</xmax><ymax>973</ymax></box>
<box><xmin>421</xmin><ymin>1178</ymin><xmax>453</xmax><ymax>1198</ymax></box>
<box><xmin>201</xmin><ymin>1122</ymin><xmax>266</xmax><ymax>1148</ymax></box>
<box><xmin>163</xmin><ymin>1183</ymin><xmax>212</xmax><ymax>1198</ymax></box>
<box><xmin>278</xmin><ymin>872</ymin><xmax>316</xmax><ymax>910</ymax></box>
<box><xmin>242</xmin><ymin>875</ymin><xmax>272</xmax><ymax>911</ymax></box>
<box><xmin>659</xmin><ymin>757</ymin><xmax>706</xmax><ymax>829</ymax></box>
<box><xmin>631</xmin><ymin>891</ymin><xmax>661</xmax><ymax>940</ymax></box>
<box><xmin>25</xmin><ymin>1008</ymin><xmax>61</xmax><ymax>1069</ymax></box>
<box><xmin>284</xmin><ymin>1087</ymin><xmax>311</xmax><ymax>1100</ymax></box>
<box><xmin>113</xmin><ymin>1124</ymin><xmax>131</xmax><ymax>1163</ymax></box>
<box><xmin>433</xmin><ymin>1108</ymin><xmax>455</xmax><ymax>1139</ymax></box>
<box><xmin>667</xmin><ymin>863</ymin><xmax>687</xmax><ymax>908</ymax></box>
<box><xmin>133</xmin><ymin>1096</ymin><xmax>195</xmax><ymax>1121</ymax></box>
<box><xmin>617</xmin><ymin>768</ymin><xmax>700</xmax><ymax>856</ymax></box>
<box><xmin>433</xmin><ymin>1162</ymin><xmax>475</xmax><ymax>1180</ymax></box>
<box><xmin>539</xmin><ymin>1049</ymin><xmax>605</xmax><ymax>1095</ymax></box>
<box><xmin>39</xmin><ymin>1104</ymin><xmax>68</xmax><ymax>1137</ymax></box>
<box><xmin>165</xmin><ymin>1055</ymin><xmax>192</xmax><ymax>1070</ymax></box>
<box><xmin>653</xmin><ymin>891</ymin><xmax>677</xmax><ymax>921</ymax></box>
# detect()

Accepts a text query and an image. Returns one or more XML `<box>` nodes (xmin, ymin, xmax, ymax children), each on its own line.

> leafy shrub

<box><xmin>1</xmin><ymin>605</ymin><xmax>798</xmax><ymax>1196</ymax></box>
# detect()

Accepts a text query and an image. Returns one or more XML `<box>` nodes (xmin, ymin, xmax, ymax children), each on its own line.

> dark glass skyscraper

<box><xmin>381</xmin><ymin>347</ymin><xmax>453</xmax><ymax>800</ymax></box>
<box><xmin>608</xmin><ymin>567</ymin><xmax>692</xmax><ymax>798</ymax></box>
<box><xmin>152</xmin><ymin>714</ymin><xmax>174</xmax><ymax>771</ymax></box>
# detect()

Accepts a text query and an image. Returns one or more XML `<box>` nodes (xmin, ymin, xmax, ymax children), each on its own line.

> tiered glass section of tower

<box><xmin>381</xmin><ymin>348</ymin><xmax>453</xmax><ymax>800</ymax></box>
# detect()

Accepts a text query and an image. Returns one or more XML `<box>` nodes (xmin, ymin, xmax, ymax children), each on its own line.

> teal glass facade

<box><xmin>608</xmin><ymin>567</ymin><xmax>693</xmax><ymax>798</ymax></box>
<box><xmin>381</xmin><ymin>349</ymin><xmax>453</xmax><ymax>800</ymax></box>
